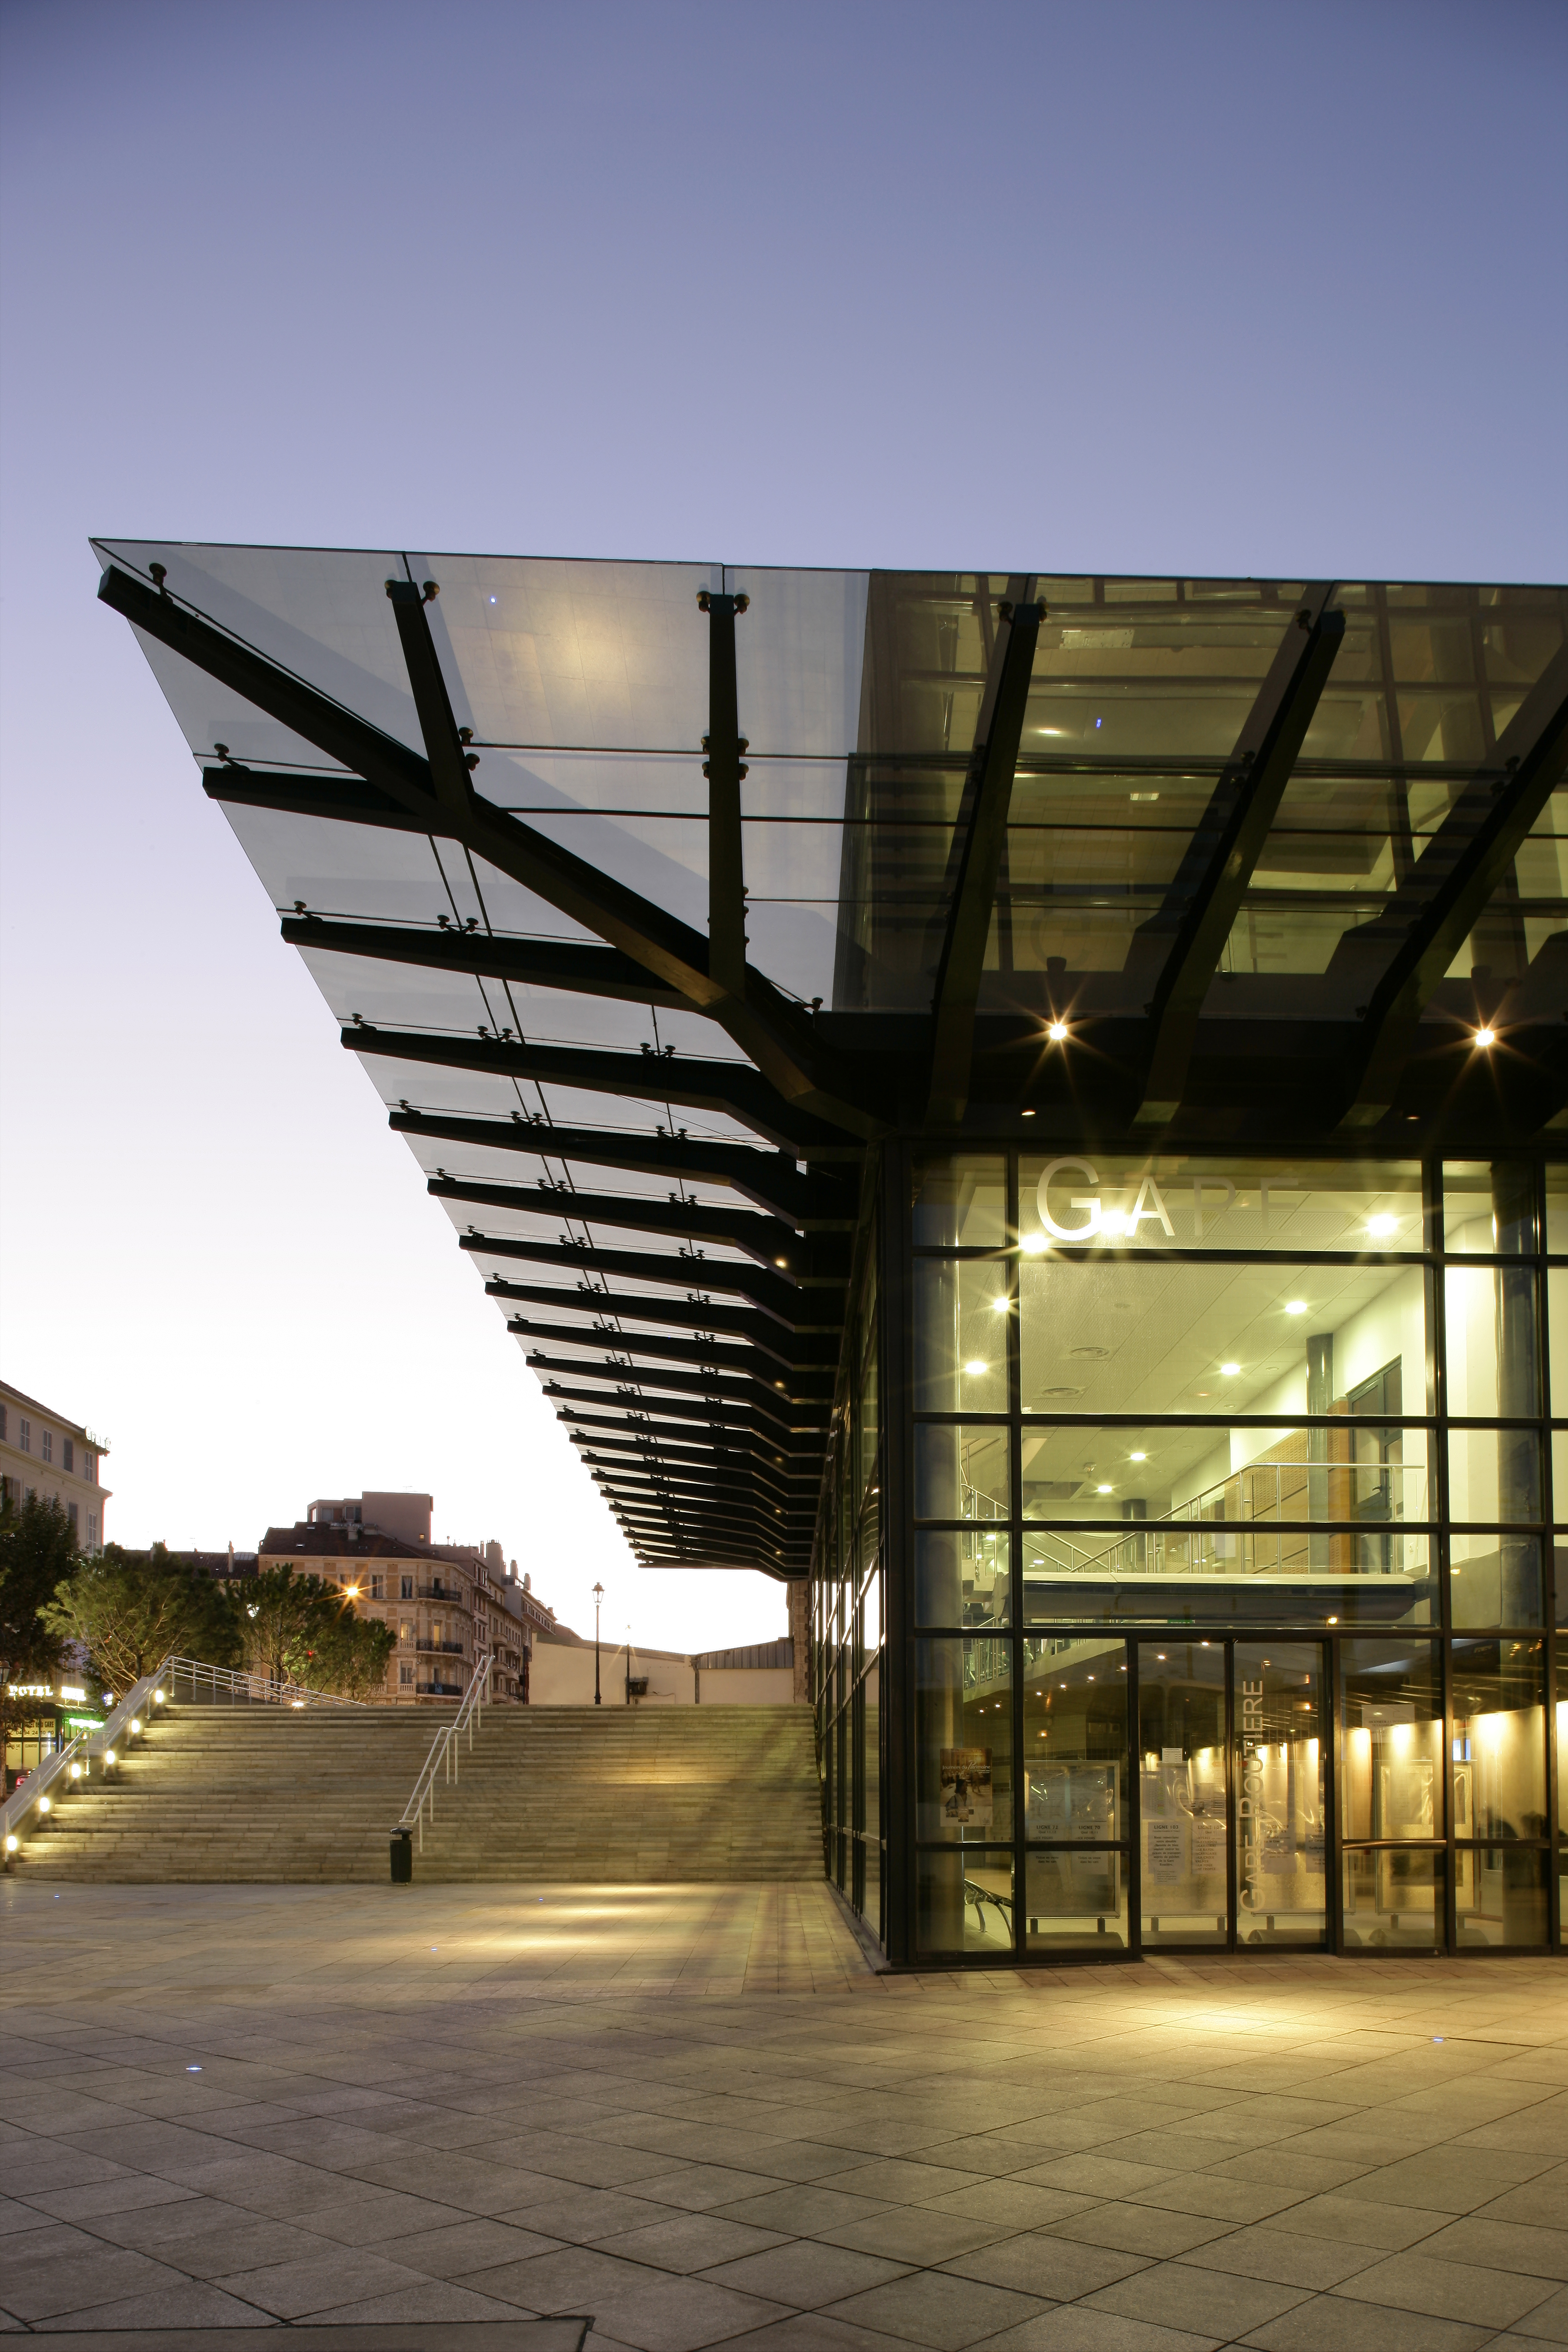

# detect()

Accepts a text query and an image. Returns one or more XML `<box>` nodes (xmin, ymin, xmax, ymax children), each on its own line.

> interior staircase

<box><xmin>11</xmin><ymin>1703</ymin><xmax>823</xmax><ymax>1885</ymax></box>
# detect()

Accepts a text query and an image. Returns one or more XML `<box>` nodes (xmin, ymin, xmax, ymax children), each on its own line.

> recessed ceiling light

<box><xmin>1096</xmin><ymin>1483</ymin><xmax>1112</xmax><ymax>1494</ymax></box>
<box><xmin>1129</xmin><ymin>1451</ymin><xmax>1147</xmax><ymax>1462</ymax></box>
<box><xmin>1474</xmin><ymin>1027</ymin><xmax>1495</xmax><ymax>1048</ymax></box>
<box><xmin>964</xmin><ymin>1360</ymin><xmax>987</xmax><ymax>1376</ymax></box>
<box><xmin>1285</xmin><ymin>1300</ymin><xmax>1307</xmax><ymax>1315</ymax></box>
<box><xmin>1220</xmin><ymin>1362</ymin><xmax>1240</xmax><ymax>1376</ymax></box>
<box><xmin>1046</xmin><ymin>1021</ymin><xmax>1069</xmax><ymax>1042</ymax></box>
<box><xmin>1367</xmin><ymin>1213</ymin><xmax>1398</xmax><ymax>1235</ymax></box>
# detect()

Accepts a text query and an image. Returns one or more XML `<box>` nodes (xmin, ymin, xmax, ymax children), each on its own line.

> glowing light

<box><xmin>103</xmin><ymin>1748</ymin><xmax>116</xmax><ymax>1765</ymax></box>
<box><xmin>36</xmin><ymin>1796</ymin><xmax>50</xmax><ymax>1813</ymax></box>
<box><xmin>1285</xmin><ymin>1301</ymin><xmax>1307</xmax><ymax>1316</ymax></box>
<box><xmin>1220</xmin><ymin>1362</ymin><xmax>1240</xmax><ymax>1376</ymax></box>
<box><xmin>1021</xmin><ymin>1233</ymin><xmax>1049</xmax><ymax>1254</ymax></box>
<box><xmin>1129</xmin><ymin>1451</ymin><xmax>1147</xmax><ymax>1462</ymax></box>
<box><xmin>1474</xmin><ymin>1027</ymin><xmax>1496</xmax><ymax>1049</ymax></box>
<box><xmin>964</xmin><ymin>1360</ymin><xmax>988</xmax><ymax>1376</ymax></box>
<box><xmin>1046</xmin><ymin>1021</ymin><xmax>1070</xmax><ymax>1042</ymax></box>
<box><xmin>3</xmin><ymin>1835</ymin><xmax>16</xmax><ymax>1853</ymax></box>
<box><xmin>1367</xmin><ymin>1213</ymin><xmax>1399</xmax><ymax>1235</ymax></box>
<box><xmin>1096</xmin><ymin>1484</ymin><xmax>1112</xmax><ymax>1495</ymax></box>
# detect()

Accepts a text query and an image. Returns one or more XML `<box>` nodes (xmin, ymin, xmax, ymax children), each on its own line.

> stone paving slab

<box><xmin>1</xmin><ymin>1880</ymin><xmax>1564</xmax><ymax>2348</ymax></box>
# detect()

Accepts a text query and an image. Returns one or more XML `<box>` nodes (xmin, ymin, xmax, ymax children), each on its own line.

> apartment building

<box><xmin>0</xmin><ymin>1380</ymin><xmax>110</xmax><ymax>1551</ymax></box>
<box><xmin>258</xmin><ymin>1492</ymin><xmax>554</xmax><ymax>1702</ymax></box>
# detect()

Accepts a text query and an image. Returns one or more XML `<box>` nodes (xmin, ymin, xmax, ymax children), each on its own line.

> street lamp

<box><xmin>593</xmin><ymin>1583</ymin><xmax>604</xmax><ymax>1704</ymax></box>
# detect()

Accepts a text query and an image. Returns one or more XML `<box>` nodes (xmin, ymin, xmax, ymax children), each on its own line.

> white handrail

<box><xmin>397</xmin><ymin>1651</ymin><xmax>492</xmax><ymax>1853</ymax></box>
<box><xmin>1</xmin><ymin>1651</ymin><xmax>363</xmax><ymax>1857</ymax></box>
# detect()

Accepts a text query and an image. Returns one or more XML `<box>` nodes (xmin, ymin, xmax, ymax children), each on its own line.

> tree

<box><xmin>41</xmin><ymin>1544</ymin><xmax>241</xmax><ymax>1698</ymax></box>
<box><xmin>233</xmin><ymin>1567</ymin><xmax>394</xmax><ymax>1698</ymax></box>
<box><xmin>0</xmin><ymin>1492</ymin><xmax>81</xmax><ymax>1765</ymax></box>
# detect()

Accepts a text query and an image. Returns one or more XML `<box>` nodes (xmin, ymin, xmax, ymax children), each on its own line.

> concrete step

<box><xmin>16</xmin><ymin>1702</ymin><xmax>823</xmax><ymax>1886</ymax></box>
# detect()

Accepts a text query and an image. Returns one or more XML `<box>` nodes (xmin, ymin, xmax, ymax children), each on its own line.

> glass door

<box><xmin>1137</xmin><ymin>1640</ymin><xmax>1327</xmax><ymax>1950</ymax></box>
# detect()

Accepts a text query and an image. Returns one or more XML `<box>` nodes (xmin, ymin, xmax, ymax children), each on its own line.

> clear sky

<box><xmin>1</xmin><ymin>0</ymin><xmax>1564</xmax><ymax>1656</ymax></box>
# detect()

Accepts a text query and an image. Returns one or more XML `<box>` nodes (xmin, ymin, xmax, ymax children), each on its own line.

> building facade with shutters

<box><xmin>99</xmin><ymin>545</ymin><xmax>1568</xmax><ymax>1961</ymax></box>
<box><xmin>0</xmin><ymin>1380</ymin><xmax>110</xmax><ymax>1552</ymax></box>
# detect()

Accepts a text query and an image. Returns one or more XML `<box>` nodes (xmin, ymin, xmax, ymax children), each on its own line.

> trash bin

<box><xmin>389</xmin><ymin>1828</ymin><xmax>413</xmax><ymax>1884</ymax></box>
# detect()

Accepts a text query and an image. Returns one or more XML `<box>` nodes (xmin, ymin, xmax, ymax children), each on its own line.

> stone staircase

<box><xmin>12</xmin><ymin>1703</ymin><xmax>823</xmax><ymax>1885</ymax></box>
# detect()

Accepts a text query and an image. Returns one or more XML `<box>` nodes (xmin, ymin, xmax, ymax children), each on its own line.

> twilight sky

<box><xmin>1</xmin><ymin>0</ymin><xmax>1564</xmax><ymax>1655</ymax></box>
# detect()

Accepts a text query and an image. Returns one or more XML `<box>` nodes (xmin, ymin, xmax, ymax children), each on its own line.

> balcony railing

<box><xmin>416</xmin><ymin>1639</ymin><xmax>467</xmax><ymax>1656</ymax></box>
<box><xmin>416</xmin><ymin>1583</ymin><xmax>472</xmax><ymax>1607</ymax></box>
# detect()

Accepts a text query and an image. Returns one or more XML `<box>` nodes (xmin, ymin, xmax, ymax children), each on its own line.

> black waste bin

<box><xmin>389</xmin><ymin>1828</ymin><xmax>413</xmax><ymax>1884</ymax></box>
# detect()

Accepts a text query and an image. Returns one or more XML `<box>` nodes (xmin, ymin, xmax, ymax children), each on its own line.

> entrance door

<box><xmin>1137</xmin><ymin>1640</ymin><xmax>1328</xmax><ymax>1949</ymax></box>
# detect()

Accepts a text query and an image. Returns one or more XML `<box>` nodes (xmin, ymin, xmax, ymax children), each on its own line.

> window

<box><xmin>369</xmin><ymin>1574</ymin><xmax>384</xmax><ymax>1600</ymax></box>
<box><xmin>62</xmin><ymin>1438</ymin><xmax>74</xmax><ymax>1473</ymax></box>
<box><xmin>83</xmin><ymin>1452</ymin><xmax>95</xmax><ymax>1481</ymax></box>
<box><xmin>19</xmin><ymin>1419</ymin><xmax>30</xmax><ymax>1453</ymax></box>
<box><xmin>67</xmin><ymin>1502</ymin><xmax>78</xmax><ymax>1535</ymax></box>
<box><xmin>400</xmin><ymin>1575</ymin><xmax>414</xmax><ymax>1600</ymax></box>
<box><xmin>399</xmin><ymin>1620</ymin><xmax>414</xmax><ymax>1642</ymax></box>
<box><xmin>87</xmin><ymin>1512</ymin><xmax>98</xmax><ymax>1551</ymax></box>
<box><xmin>41</xmin><ymin>1429</ymin><xmax>53</xmax><ymax>1464</ymax></box>
<box><xmin>399</xmin><ymin>1664</ymin><xmax>414</xmax><ymax>1686</ymax></box>
<box><xmin>0</xmin><ymin>1405</ymin><xmax>6</xmax><ymax>1440</ymax></box>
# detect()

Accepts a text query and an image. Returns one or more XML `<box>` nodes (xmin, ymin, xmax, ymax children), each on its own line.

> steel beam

<box><xmin>282</xmin><ymin>916</ymin><xmax>690</xmax><ymax>1008</ymax></box>
<box><xmin>429</xmin><ymin>1174</ymin><xmax>801</xmax><ymax>1269</ymax></box>
<box><xmin>389</xmin><ymin>1109</ymin><xmax>856</xmax><ymax>1226</ymax></box>
<box><xmin>1333</xmin><ymin>639</ymin><xmax>1568</xmax><ymax>1127</ymax></box>
<box><xmin>348</xmin><ymin>1024</ymin><xmax>844</xmax><ymax>1155</ymax></box>
<box><xmin>483</xmin><ymin>1280</ymin><xmax>840</xmax><ymax>1369</ymax></box>
<box><xmin>1130</xmin><ymin>588</ymin><xmax>1344</xmax><ymax>1123</ymax></box>
<box><xmin>507</xmin><ymin>1320</ymin><xmax>834</xmax><ymax>1398</ymax></box>
<box><xmin>461</xmin><ymin>1232</ymin><xmax>839</xmax><ymax>1326</ymax></box>
<box><xmin>926</xmin><ymin>579</ymin><xmax>1042</xmax><ymax>1125</ymax></box>
<box><xmin>703</xmin><ymin>589</ymin><xmax>748</xmax><ymax>998</ymax></box>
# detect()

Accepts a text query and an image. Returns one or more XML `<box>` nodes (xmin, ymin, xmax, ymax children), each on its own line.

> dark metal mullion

<box><xmin>1431</xmin><ymin>1150</ymin><xmax>1457</xmax><ymax>1952</ymax></box>
<box><xmin>1007</xmin><ymin>1145</ymin><xmax>1025</xmax><ymax>1961</ymax></box>
<box><xmin>1225</xmin><ymin>1640</ymin><xmax>1238</xmax><ymax>1952</ymax></box>
<box><xmin>1323</xmin><ymin>1630</ymin><xmax>1341</xmax><ymax>1956</ymax></box>
<box><xmin>1128</xmin><ymin>1633</ymin><xmax>1143</xmax><ymax>1959</ymax></box>
<box><xmin>882</xmin><ymin>1141</ymin><xmax>913</xmax><ymax>1968</ymax></box>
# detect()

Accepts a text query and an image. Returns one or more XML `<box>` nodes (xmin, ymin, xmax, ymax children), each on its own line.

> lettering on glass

<box><xmin>1238</xmin><ymin>1678</ymin><xmax>1266</xmax><ymax>1916</ymax></box>
<box><xmin>1036</xmin><ymin>1160</ymin><xmax>1298</xmax><ymax>1244</ymax></box>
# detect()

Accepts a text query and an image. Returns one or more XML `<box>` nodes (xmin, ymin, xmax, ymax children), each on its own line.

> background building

<box><xmin>259</xmin><ymin>1491</ymin><xmax>548</xmax><ymax>1700</ymax></box>
<box><xmin>0</xmin><ymin>1380</ymin><xmax>110</xmax><ymax>1551</ymax></box>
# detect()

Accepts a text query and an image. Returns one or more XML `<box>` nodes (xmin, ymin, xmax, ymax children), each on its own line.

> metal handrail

<box><xmin>1</xmin><ymin>1652</ymin><xmax>363</xmax><ymax>1856</ymax></box>
<box><xmin>397</xmin><ymin>1651</ymin><xmax>493</xmax><ymax>1853</ymax></box>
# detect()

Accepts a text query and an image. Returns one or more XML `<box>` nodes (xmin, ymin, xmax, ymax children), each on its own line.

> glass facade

<box><xmin>97</xmin><ymin>543</ymin><xmax>1566</xmax><ymax>1969</ymax></box>
<box><xmin>819</xmin><ymin>1147</ymin><xmax>1567</xmax><ymax>1964</ymax></box>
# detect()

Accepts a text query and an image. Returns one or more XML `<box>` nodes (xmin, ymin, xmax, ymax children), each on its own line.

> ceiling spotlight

<box><xmin>1046</xmin><ymin>1020</ymin><xmax>1070</xmax><ymax>1043</ymax></box>
<box><xmin>1285</xmin><ymin>1300</ymin><xmax>1307</xmax><ymax>1316</ymax></box>
<box><xmin>1220</xmin><ymin>1362</ymin><xmax>1240</xmax><ymax>1376</ymax></box>
<box><xmin>1367</xmin><ymin>1214</ymin><xmax>1398</xmax><ymax>1236</ymax></box>
<box><xmin>964</xmin><ymin>1360</ymin><xmax>988</xmax><ymax>1376</ymax></box>
<box><xmin>1129</xmin><ymin>1451</ymin><xmax>1147</xmax><ymax>1462</ymax></box>
<box><xmin>1096</xmin><ymin>1483</ymin><xmax>1112</xmax><ymax>1494</ymax></box>
<box><xmin>1021</xmin><ymin>1233</ymin><xmax>1049</xmax><ymax>1255</ymax></box>
<box><xmin>1474</xmin><ymin>1027</ymin><xmax>1496</xmax><ymax>1049</ymax></box>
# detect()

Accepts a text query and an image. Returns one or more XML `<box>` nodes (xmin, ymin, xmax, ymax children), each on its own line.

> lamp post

<box><xmin>592</xmin><ymin>1583</ymin><xmax>604</xmax><ymax>1704</ymax></box>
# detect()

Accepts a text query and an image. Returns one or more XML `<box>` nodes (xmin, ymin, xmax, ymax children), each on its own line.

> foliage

<box><xmin>41</xmin><ymin>1543</ymin><xmax>241</xmax><ymax>1697</ymax></box>
<box><xmin>233</xmin><ymin>1567</ymin><xmax>395</xmax><ymax>1698</ymax></box>
<box><xmin>0</xmin><ymin>1490</ymin><xmax>82</xmax><ymax>1750</ymax></box>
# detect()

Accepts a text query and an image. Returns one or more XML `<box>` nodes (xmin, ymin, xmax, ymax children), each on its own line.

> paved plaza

<box><xmin>2</xmin><ymin>1880</ymin><xmax>1567</xmax><ymax>2350</ymax></box>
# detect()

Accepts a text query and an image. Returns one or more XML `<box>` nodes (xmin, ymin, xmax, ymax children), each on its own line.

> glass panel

<box><xmin>1456</xmin><ymin>1846</ymin><xmax>1549</xmax><ymax>1948</ymax></box>
<box><xmin>915</xmin><ymin>1529</ymin><xmax>1012</xmax><ymax>1630</ymax></box>
<box><xmin>1450</xmin><ymin>1534</ymin><xmax>1543</xmax><ymax>1630</ymax></box>
<box><xmin>1558</xmin><ymin>1431</ymin><xmax>1568</xmax><ymax>1520</ymax></box>
<box><xmin>1342</xmin><ymin>1640</ymin><xmax>1443</xmax><ymax>1839</ymax></box>
<box><xmin>1021</xmin><ymin>1256</ymin><xmax>1428</xmax><ymax>1419</ymax></box>
<box><xmin>1022</xmin><ymin>1155</ymin><xmax>1424</xmax><ymax>1254</ymax></box>
<box><xmin>1448</xmin><ymin>1429</ymin><xmax>1542</xmax><ymax>1525</ymax></box>
<box><xmin>1446</xmin><ymin>1266</ymin><xmax>1540</xmax><ymax>1417</ymax></box>
<box><xmin>865</xmin><ymin>1676</ymin><xmax>880</xmax><ymax>1855</ymax></box>
<box><xmin>1548</xmin><ymin>1170</ymin><xmax>1568</xmax><ymax>1257</ymax></box>
<box><xmin>915</xmin><ymin>1638</ymin><xmax>1013</xmax><ymax>1842</ymax></box>
<box><xmin>1551</xmin><ymin>1272</ymin><xmax>1567</xmax><ymax>1415</ymax></box>
<box><xmin>1021</xmin><ymin>1422</ymin><xmax>1431</xmax><ymax>1527</ymax></box>
<box><xmin>1558</xmin><ymin>1652</ymin><xmax>1568</xmax><ymax>1842</ymax></box>
<box><xmin>1137</xmin><ymin>1642</ymin><xmax>1228</xmax><ymax>1945</ymax></box>
<box><xmin>1022</xmin><ymin>1636</ymin><xmax>1128</xmax><ymax>1840</ymax></box>
<box><xmin>916</xmin><ymin>1849</ymin><xmax>1014</xmax><ymax>1956</ymax></box>
<box><xmin>1451</xmin><ymin>1639</ymin><xmax>1547</xmax><ymax>1841</ymax></box>
<box><xmin>1444</xmin><ymin>1163</ymin><xmax>1538</xmax><ymax>1255</ymax></box>
<box><xmin>1234</xmin><ymin>1642</ymin><xmax>1327</xmax><ymax>1948</ymax></box>
<box><xmin>1343</xmin><ymin>1848</ymin><xmax>1444</xmax><ymax>1951</ymax></box>
<box><xmin>1025</xmin><ymin>1849</ymin><xmax>1129</xmax><ymax>1951</ymax></box>
<box><xmin>915</xmin><ymin>1423</ymin><xmax>1010</xmax><ymax>1520</ymax></box>
<box><xmin>912</xmin><ymin>1157</ymin><xmax>1006</xmax><ymax>1248</ymax></box>
<box><xmin>914</xmin><ymin>1258</ymin><xmax>1011</xmax><ymax>1414</ymax></box>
